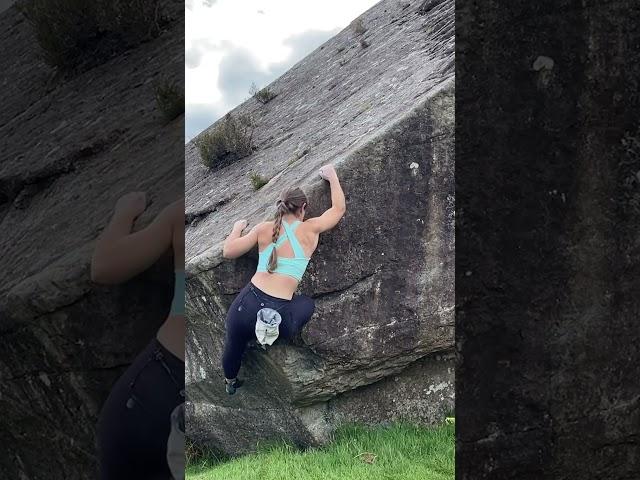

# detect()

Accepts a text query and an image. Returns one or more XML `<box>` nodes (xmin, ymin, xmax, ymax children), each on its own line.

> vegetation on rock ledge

<box><xmin>197</xmin><ymin>113</ymin><xmax>255</xmax><ymax>170</ymax></box>
<box><xmin>249</xmin><ymin>82</ymin><xmax>278</xmax><ymax>105</ymax></box>
<box><xmin>249</xmin><ymin>172</ymin><xmax>270</xmax><ymax>190</ymax></box>
<box><xmin>155</xmin><ymin>79</ymin><xmax>185</xmax><ymax>122</ymax></box>
<box><xmin>19</xmin><ymin>0</ymin><xmax>166</xmax><ymax>71</ymax></box>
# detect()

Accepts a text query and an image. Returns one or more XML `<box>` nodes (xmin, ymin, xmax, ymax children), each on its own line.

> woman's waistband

<box><xmin>248</xmin><ymin>282</ymin><xmax>291</xmax><ymax>304</ymax></box>
<box><xmin>151</xmin><ymin>337</ymin><xmax>185</xmax><ymax>373</ymax></box>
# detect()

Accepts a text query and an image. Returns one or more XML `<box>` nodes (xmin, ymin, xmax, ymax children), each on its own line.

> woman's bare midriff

<box><xmin>156</xmin><ymin>314</ymin><xmax>185</xmax><ymax>361</ymax></box>
<box><xmin>158</xmin><ymin>225</ymin><xmax>185</xmax><ymax>361</ymax></box>
<box><xmin>251</xmin><ymin>271</ymin><xmax>299</xmax><ymax>300</ymax></box>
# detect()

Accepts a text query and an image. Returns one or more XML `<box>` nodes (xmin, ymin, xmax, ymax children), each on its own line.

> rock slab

<box><xmin>0</xmin><ymin>2</ymin><xmax>184</xmax><ymax>478</ymax></box>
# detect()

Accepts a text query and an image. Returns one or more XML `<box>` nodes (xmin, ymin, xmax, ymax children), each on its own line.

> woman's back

<box><xmin>258</xmin><ymin>218</ymin><xmax>318</xmax><ymax>258</ymax></box>
<box><xmin>252</xmin><ymin>217</ymin><xmax>319</xmax><ymax>299</ymax></box>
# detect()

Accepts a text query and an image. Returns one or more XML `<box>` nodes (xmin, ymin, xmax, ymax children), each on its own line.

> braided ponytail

<box><xmin>267</xmin><ymin>201</ymin><xmax>287</xmax><ymax>272</ymax></box>
<box><xmin>267</xmin><ymin>188</ymin><xmax>308</xmax><ymax>274</ymax></box>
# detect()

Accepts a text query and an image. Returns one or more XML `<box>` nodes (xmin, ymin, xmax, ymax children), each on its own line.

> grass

<box><xmin>19</xmin><ymin>0</ymin><xmax>165</xmax><ymax>71</ymax></box>
<box><xmin>352</xmin><ymin>18</ymin><xmax>367</xmax><ymax>36</ymax></box>
<box><xmin>249</xmin><ymin>82</ymin><xmax>278</xmax><ymax>104</ymax></box>
<box><xmin>186</xmin><ymin>422</ymin><xmax>454</xmax><ymax>480</ymax></box>
<box><xmin>197</xmin><ymin>113</ymin><xmax>255</xmax><ymax>170</ymax></box>
<box><xmin>249</xmin><ymin>172</ymin><xmax>270</xmax><ymax>190</ymax></box>
<box><xmin>155</xmin><ymin>79</ymin><xmax>184</xmax><ymax>121</ymax></box>
<box><xmin>287</xmin><ymin>146</ymin><xmax>311</xmax><ymax>166</ymax></box>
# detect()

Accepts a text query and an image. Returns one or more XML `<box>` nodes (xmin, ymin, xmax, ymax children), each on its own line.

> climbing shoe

<box><xmin>224</xmin><ymin>378</ymin><xmax>243</xmax><ymax>395</ymax></box>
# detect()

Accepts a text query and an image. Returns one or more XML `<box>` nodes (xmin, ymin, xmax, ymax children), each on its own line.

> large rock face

<box><xmin>0</xmin><ymin>2</ymin><xmax>183</xmax><ymax>478</ymax></box>
<box><xmin>185</xmin><ymin>0</ymin><xmax>455</xmax><ymax>455</ymax></box>
<box><xmin>456</xmin><ymin>1</ymin><xmax>640</xmax><ymax>478</ymax></box>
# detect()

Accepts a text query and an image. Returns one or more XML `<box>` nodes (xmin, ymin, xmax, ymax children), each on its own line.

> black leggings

<box><xmin>222</xmin><ymin>282</ymin><xmax>315</xmax><ymax>379</ymax></box>
<box><xmin>97</xmin><ymin>338</ymin><xmax>185</xmax><ymax>480</ymax></box>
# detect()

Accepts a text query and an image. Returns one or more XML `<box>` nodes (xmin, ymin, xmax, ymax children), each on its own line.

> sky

<box><xmin>185</xmin><ymin>0</ymin><xmax>380</xmax><ymax>142</ymax></box>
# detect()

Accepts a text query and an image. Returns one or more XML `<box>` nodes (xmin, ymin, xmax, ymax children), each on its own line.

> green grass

<box><xmin>186</xmin><ymin>423</ymin><xmax>454</xmax><ymax>480</ymax></box>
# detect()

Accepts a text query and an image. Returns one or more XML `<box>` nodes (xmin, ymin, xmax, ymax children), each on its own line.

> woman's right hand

<box><xmin>319</xmin><ymin>164</ymin><xmax>338</xmax><ymax>182</ymax></box>
<box><xmin>114</xmin><ymin>191</ymin><xmax>147</xmax><ymax>220</ymax></box>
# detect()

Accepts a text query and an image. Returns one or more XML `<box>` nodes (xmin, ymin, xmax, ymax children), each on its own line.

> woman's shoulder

<box><xmin>254</xmin><ymin>221</ymin><xmax>274</xmax><ymax>237</ymax></box>
<box><xmin>300</xmin><ymin>217</ymin><xmax>319</xmax><ymax>230</ymax></box>
<box><xmin>254</xmin><ymin>221</ymin><xmax>275</xmax><ymax>246</ymax></box>
<box><xmin>298</xmin><ymin>218</ymin><xmax>320</xmax><ymax>237</ymax></box>
<box><xmin>256</xmin><ymin>220</ymin><xmax>273</xmax><ymax>230</ymax></box>
<box><xmin>154</xmin><ymin>198</ymin><xmax>184</xmax><ymax>230</ymax></box>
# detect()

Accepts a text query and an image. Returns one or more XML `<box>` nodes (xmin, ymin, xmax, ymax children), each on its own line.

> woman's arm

<box><xmin>222</xmin><ymin>220</ymin><xmax>260</xmax><ymax>259</ymax></box>
<box><xmin>91</xmin><ymin>192</ymin><xmax>180</xmax><ymax>284</ymax></box>
<box><xmin>307</xmin><ymin>164</ymin><xmax>346</xmax><ymax>234</ymax></box>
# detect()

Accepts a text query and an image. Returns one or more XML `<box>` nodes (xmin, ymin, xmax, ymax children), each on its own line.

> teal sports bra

<box><xmin>256</xmin><ymin>220</ymin><xmax>310</xmax><ymax>281</ymax></box>
<box><xmin>170</xmin><ymin>270</ymin><xmax>185</xmax><ymax>315</ymax></box>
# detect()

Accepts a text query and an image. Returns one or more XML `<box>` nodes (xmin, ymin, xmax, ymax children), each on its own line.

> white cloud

<box><xmin>185</xmin><ymin>38</ymin><xmax>222</xmax><ymax>69</ymax></box>
<box><xmin>185</xmin><ymin>0</ymin><xmax>379</xmax><ymax>141</ymax></box>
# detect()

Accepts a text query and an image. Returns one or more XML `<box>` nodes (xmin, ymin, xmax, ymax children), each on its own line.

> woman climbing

<box><xmin>221</xmin><ymin>163</ymin><xmax>346</xmax><ymax>394</ymax></box>
<box><xmin>91</xmin><ymin>192</ymin><xmax>185</xmax><ymax>479</ymax></box>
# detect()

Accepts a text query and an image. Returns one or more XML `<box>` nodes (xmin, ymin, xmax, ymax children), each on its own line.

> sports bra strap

<box><xmin>281</xmin><ymin>220</ymin><xmax>306</xmax><ymax>258</ymax></box>
<box><xmin>273</xmin><ymin>235</ymin><xmax>287</xmax><ymax>248</ymax></box>
<box><xmin>270</xmin><ymin>220</ymin><xmax>297</xmax><ymax>247</ymax></box>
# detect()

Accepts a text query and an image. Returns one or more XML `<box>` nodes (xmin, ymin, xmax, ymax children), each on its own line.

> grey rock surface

<box><xmin>0</xmin><ymin>2</ymin><xmax>183</xmax><ymax>478</ymax></box>
<box><xmin>185</xmin><ymin>0</ymin><xmax>455</xmax><ymax>455</ymax></box>
<box><xmin>456</xmin><ymin>1</ymin><xmax>640</xmax><ymax>478</ymax></box>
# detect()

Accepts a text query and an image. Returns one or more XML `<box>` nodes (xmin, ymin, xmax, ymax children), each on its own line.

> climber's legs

<box><xmin>222</xmin><ymin>328</ymin><xmax>248</xmax><ymax>381</ymax></box>
<box><xmin>279</xmin><ymin>294</ymin><xmax>316</xmax><ymax>339</ymax></box>
<box><xmin>97</xmin><ymin>338</ymin><xmax>184</xmax><ymax>479</ymax></box>
<box><xmin>224</xmin><ymin>377</ymin><xmax>244</xmax><ymax>395</ymax></box>
<box><xmin>222</xmin><ymin>324</ymin><xmax>248</xmax><ymax>394</ymax></box>
<box><xmin>222</xmin><ymin>284</ymin><xmax>254</xmax><ymax>383</ymax></box>
<box><xmin>221</xmin><ymin>286</ymin><xmax>315</xmax><ymax>393</ymax></box>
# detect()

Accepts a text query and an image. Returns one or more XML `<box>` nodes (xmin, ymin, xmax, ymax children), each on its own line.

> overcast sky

<box><xmin>185</xmin><ymin>0</ymin><xmax>379</xmax><ymax>142</ymax></box>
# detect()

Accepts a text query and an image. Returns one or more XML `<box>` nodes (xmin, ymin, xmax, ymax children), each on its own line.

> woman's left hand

<box><xmin>114</xmin><ymin>191</ymin><xmax>147</xmax><ymax>220</ymax></box>
<box><xmin>233</xmin><ymin>219</ymin><xmax>248</xmax><ymax>232</ymax></box>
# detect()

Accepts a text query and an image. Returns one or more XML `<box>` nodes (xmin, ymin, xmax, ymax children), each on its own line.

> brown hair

<box><xmin>268</xmin><ymin>187</ymin><xmax>308</xmax><ymax>273</ymax></box>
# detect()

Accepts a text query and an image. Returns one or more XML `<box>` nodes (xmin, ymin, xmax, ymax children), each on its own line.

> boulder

<box><xmin>185</xmin><ymin>0</ymin><xmax>455</xmax><ymax>455</ymax></box>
